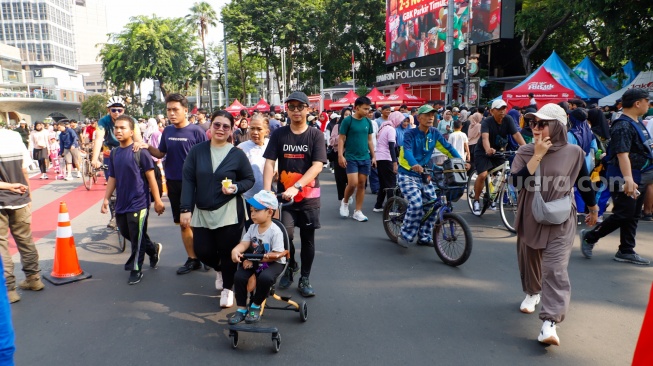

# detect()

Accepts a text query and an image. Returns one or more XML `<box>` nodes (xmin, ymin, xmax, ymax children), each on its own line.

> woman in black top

<box><xmin>180</xmin><ymin>110</ymin><xmax>255</xmax><ymax>308</ymax></box>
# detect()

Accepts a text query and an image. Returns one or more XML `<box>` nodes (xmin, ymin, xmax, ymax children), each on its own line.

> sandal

<box><xmin>245</xmin><ymin>306</ymin><xmax>261</xmax><ymax>324</ymax></box>
<box><xmin>229</xmin><ymin>310</ymin><xmax>247</xmax><ymax>325</ymax></box>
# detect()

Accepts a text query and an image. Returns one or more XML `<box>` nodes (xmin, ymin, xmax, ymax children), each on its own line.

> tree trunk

<box><xmin>202</xmin><ymin>30</ymin><xmax>213</xmax><ymax>111</ymax></box>
<box><xmin>519</xmin><ymin>10</ymin><xmax>573</xmax><ymax>74</ymax></box>
<box><xmin>158</xmin><ymin>78</ymin><xmax>168</xmax><ymax>98</ymax></box>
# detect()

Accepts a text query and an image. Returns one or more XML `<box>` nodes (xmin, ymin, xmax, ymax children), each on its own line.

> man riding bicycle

<box><xmin>471</xmin><ymin>99</ymin><xmax>525</xmax><ymax>215</ymax></box>
<box><xmin>91</xmin><ymin>96</ymin><xmax>143</xmax><ymax>174</ymax></box>
<box><xmin>396</xmin><ymin>104</ymin><xmax>466</xmax><ymax>248</ymax></box>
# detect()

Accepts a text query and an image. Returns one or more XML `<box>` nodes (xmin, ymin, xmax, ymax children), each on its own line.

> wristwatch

<box><xmin>294</xmin><ymin>182</ymin><xmax>303</xmax><ymax>192</ymax></box>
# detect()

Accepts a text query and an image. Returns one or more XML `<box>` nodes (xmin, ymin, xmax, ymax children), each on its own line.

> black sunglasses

<box><xmin>287</xmin><ymin>104</ymin><xmax>307</xmax><ymax>111</ymax></box>
<box><xmin>529</xmin><ymin>120</ymin><xmax>550</xmax><ymax>129</ymax></box>
<box><xmin>110</xmin><ymin>108</ymin><xmax>124</xmax><ymax>113</ymax></box>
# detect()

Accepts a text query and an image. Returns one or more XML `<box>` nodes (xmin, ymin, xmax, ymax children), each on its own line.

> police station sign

<box><xmin>376</xmin><ymin>65</ymin><xmax>466</xmax><ymax>85</ymax></box>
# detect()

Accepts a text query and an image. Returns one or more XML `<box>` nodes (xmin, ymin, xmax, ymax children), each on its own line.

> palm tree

<box><xmin>186</xmin><ymin>2</ymin><xmax>218</xmax><ymax>111</ymax></box>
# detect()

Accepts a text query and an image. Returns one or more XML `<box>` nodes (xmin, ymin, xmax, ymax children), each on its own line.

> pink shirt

<box><xmin>375</xmin><ymin>124</ymin><xmax>397</xmax><ymax>161</ymax></box>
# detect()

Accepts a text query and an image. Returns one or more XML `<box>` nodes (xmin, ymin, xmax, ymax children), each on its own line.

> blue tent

<box><xmin>538</xmin><ymin>51</ymin><xmax>605</xmax><ymax>99</ymax></box>
<box><xmin>511</xmin><ymin>51</ymin><xmax>604</xmax><ymax>100</ymax></box>
<box><xmin>573</xmin><ymin>57</ymin><xmax>618</xmax><ymax>96</ymax></box>
<box><xmin>611</xmin><ymin>61</ymin><xmax>639</xmax><ymax>88</ymax></box>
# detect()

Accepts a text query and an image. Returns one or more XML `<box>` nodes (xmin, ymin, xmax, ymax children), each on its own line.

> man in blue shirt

<box><xmin>396</xmin><ymin>104</ymin><xmax>463</xmax><ymax>248</ymax></box>
<box><xmin>57</xmin><ymin>120</ymin><xmax>80</xmax><ymax>181</ymax></box>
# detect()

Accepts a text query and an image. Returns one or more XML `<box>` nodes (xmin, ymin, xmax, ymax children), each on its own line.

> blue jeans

<box><xmin>369</xmin><ymin>167</ymin><xmax>380</xmax><ymax>193</ymax></box>
<box><xmin>0</xmin><ymin>261</ymin><xmax>15</xmax><ymax>365</ymax></box>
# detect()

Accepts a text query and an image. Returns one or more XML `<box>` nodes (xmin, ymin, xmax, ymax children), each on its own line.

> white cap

<box><xmin>491</xmin><ymin>99</ymin><xmax>508</xmax><ymax>110</ymax></box>
<box><xmin>524</xmin><ymin>103</ymin><xmax>568</xmax><ymax>125</ymax></box>
<box><xmin>330</xmin><ymin>112</ymin><xmax>340</xmax><ymax>119</ymax></box>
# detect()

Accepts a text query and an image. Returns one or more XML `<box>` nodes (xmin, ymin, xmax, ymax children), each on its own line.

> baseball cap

<box><xmin>246</xmin><ymin>190</ymin><xmax>278</xmax><ymax>210</ymax></box>
<box><xmin>274</xmin><ymin>113</ymin><xmax>282</xmax><ymax>120</ymax></box>
<box><xmin>524</xmin><ymin>103</ymin><xmax>568</xmax><ymax>125</ymax></box>
<box><xmin>417</xmin><ymin>104</ymin><xmax>436</xmax><ymax>115</ymax></box>
<box><xmin>330</xmin><ymin>112</ymin><xmax>340</xmax><ymax>119</ymax></box>
<box><xmin>307</xmin><ymin>115</ymin><xmax>316</xmax><ymax>122</ymax></box>
<box><xmin>285</xmin><ymin>91</ymin><xmax>310</xmax><ymax>105</ymax></box>
<box><xmin>491</xmin><ymin>99</ymin><xmax>508</xmax><ymax>110</ymax></box>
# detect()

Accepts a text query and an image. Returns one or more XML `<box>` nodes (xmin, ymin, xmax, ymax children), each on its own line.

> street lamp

<box><xmin>318</xmin><ymin>52</ymin><xmax>325</xmax><ymax>113</ymax></box>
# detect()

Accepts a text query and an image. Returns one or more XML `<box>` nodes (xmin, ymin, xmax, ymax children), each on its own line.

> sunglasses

<box><xmin>110</xmin><ymin>108</ymin><xmax>124</xmax><ymax>113</ymax></box>
<box><xmin>529</xmin><ymin>120</ymin><xmax>550</xmax><ymax>129</ymax></box>
<box><xmin>287</xmin><ymin>104</ymin><xmax>307</xmax><ymax>111</ymax></box>
<box><xmin>212</xmin><ymin>123</ymin><xmax>232</xmax><ymax>130</ymax></box>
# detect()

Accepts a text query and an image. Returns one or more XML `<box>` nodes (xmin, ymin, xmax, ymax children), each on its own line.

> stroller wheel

<box><xmin>272</xmin><ymin>332</ymin><xmax>280</xmax><ymax>353</ymax></box>
<box><xmin>230</xmin><ymin>330</ymin><xmax>238</xmax><ymax>349</ymax></box>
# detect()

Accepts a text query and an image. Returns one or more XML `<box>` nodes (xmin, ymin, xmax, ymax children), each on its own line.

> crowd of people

<box><xmin>1</xmin><ymin>88</ymin><xmax>652</xmax><ymax>355</ymax></box>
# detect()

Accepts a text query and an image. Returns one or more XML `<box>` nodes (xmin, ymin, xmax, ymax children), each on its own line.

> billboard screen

<box><xmin>386</xmin><ymin>0</ymin><xmax>506</xmax><ymax>65</ymax></box>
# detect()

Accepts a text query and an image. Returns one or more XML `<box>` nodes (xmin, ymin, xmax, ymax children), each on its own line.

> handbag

<box><xmin>532</xmin><ymin>165</ymin><xmax>572</xmax><ymax>225</ymax></box>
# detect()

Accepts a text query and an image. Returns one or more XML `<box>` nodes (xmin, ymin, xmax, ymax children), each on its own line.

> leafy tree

<box><xmin>186</xmin><ymin>2</ymin><xmax>218</xmax><ymax>110</ymax></box>
<box><xmin>80</xmin><ymin>94</ymin><xmax>108</xmax><ymax>119</ymax></box>
<box><xmin>99</xmin><ymin>16</ymin><xmax>200</xmax><ymax>98</ymax></box>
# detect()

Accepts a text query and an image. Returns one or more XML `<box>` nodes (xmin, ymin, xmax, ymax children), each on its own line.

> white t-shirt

<box><xmin>238</xmin><ymin>139</ymin><xmax>269</xmax><ymax>200</ymax></box>
<box><xmin>241</xmin><ymin>223</ymin><xmax>286</xmax><ymax>264</ymax></box>
<box><xmin>448</xmin><ymin>131</ymin><xmax>469</xmax><ymax>161</ymax></box>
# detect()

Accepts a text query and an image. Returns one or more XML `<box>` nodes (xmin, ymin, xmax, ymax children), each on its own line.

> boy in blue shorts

<box><xmin>101</xmin><ymin>115</ymin><xmax>165</xmax><ymax>285</ymax></box>
<box><xmin>229</xmin><ymin>190</ymin><xmax>287</xmax><ymax>324</ymax></box>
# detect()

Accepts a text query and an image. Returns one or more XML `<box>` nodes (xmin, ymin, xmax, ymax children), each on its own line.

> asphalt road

<box><xmin>9</xmin><ymin>168</ymin><xmax>653</xmax><ymax>365</ymax></box>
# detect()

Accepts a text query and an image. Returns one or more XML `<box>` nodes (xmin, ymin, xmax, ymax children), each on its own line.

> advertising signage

<box><xmin>376</xmin><ymin>50</ymin><xmax>467</xmax><ymax>86</ymax></box>
<box><xmin>385</xmin><ymin>0</ymin><xmax>515</xmax><ymax>65</ymax></box>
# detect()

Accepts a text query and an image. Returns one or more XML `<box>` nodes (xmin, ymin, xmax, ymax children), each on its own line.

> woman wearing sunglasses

<box><xmin>510</xmin><ymin>103</ymin><xmax>598</xmax><ymax>346</ymax></box>
<box><xmin>180</xmin><ymin>110</ymin><xmax>255</xmax><ymax>309</ymax></box>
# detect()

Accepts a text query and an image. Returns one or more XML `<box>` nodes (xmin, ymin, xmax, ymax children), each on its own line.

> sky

<box><xmin>105</xmin><ymin>0</ymin><xmax>229</xmax><ymax>46</ymax></box>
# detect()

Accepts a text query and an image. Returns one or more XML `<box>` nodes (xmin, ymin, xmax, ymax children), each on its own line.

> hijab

<box><xmin>568</xmin><ymin>109</ymin><xmax>593</xmax><ymax>154</ymax></box>
<box><xmin>395</xmin><ymin>113</ymin><xmax>411</xmax><ymax>147</ymax></box>
<box><xmin>587</xmin><ymin>108</ymin><xmax>610</xmax><ymax>140</ymax></box>
<box><xmin>144</xmin><ymin>118</ymin><xmax>158</xmax><ymax>142</ymax></box>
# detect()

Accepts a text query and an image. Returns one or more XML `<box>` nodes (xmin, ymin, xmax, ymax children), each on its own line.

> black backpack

<box><xmin>110</xmin><ymin>148</ymin><xmax>163</xmax><ymax>201</ymax></box>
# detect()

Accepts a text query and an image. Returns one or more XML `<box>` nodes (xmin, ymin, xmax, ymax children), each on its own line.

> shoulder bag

<box><xmin>532</xmin><ymin>165</ymin><xmax>572</xmax><ymax>225</ymax></box>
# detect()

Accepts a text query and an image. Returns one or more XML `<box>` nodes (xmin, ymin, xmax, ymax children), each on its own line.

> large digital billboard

<box><xmin>386</xmin><ymin>0</ymin><xmax>512</xmax><ymax>65</ymax></box>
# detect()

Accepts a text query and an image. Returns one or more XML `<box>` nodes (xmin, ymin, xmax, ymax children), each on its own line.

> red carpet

<box><xmin>8</xmin><ymin>182</ymin><xmax>106</xmax><ymax>255</ymax></box>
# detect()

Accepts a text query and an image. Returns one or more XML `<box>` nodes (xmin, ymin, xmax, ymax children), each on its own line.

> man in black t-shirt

<box><xmin>581</xmin><ymin>88</ymin><xmax>651</xmax><ymax>265</ymax></box>
<box><xmin>472</xmin><ymin>99</ymin><xmax>525</xmax><ymax>214</ymax></box>
<box><xmin>263</xmin><ymin>91</ymin><xmax>327</xmax><ymax>297</ymax></box>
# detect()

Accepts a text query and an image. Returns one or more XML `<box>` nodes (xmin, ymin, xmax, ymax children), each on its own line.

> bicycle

<box><xmin>466</xmin><ymin>151</ymin><xmax>519</xmax><ymax>233</ymax></box>
<box><xmin>80</xmin><ymin>146</ymin><xmax>104</xmax><ymax>191</ymax></box>
<box><xmin>382</xmin><ymin>160</ymin><xmax>473</xmax><ymax>267</ymax></box>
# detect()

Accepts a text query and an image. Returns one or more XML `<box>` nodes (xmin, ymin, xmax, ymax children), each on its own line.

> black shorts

<box><xmin>281</xmin><ymin>207</ymin><xmax>321</xmax><ymax>231</ymax></box>
<box><xmin>167</xmin><ymin>179</ymin><xmax>183</xmax><ymax>223</ymax></box>
<box><xmin>473</xmin><ymin>152</ymin><xmax>505</xmax><ymax>174</ymax></box>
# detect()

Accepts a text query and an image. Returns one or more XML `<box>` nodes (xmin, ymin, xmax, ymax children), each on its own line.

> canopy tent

<box><xmin>366</xmin><ymin>87</ymin><xmax>387</xmax><ymax>104</ymax></box>
<box><xmin>329</xmin><ymin>90</ymin><xmax>359</xmax><ymax>108</ymax></box>
<box><xmin>502</xmin><ymin>68</ymin><xmax>574</xmax><ymax>109</ymax></box>
<box><xmin>377</xmin><ymin>85</ymin><xmax>425</xmax><ymax>107</ymax></box>
<box><xmin>536</xmin><ymin>51</ymin><xmax>604</xmax><ymax>99</ymax></box>
<box><xmin>573</xmin><ymin>57</ymin><xmax>618</xmax><ymax>96</ymax></box>
<box><xmin>225</xmin><ymin>99</ymin><xmax>246</xmax><ymax>116</ymax></box>
<box><xmin>598</xmin><ymin>71</ymin><xmax>653</xmax><ymax>107</ymax></box>
<box><xmin>612</xmin><ymin>61</ymin><xmax>639</xmax><ymax>88</ymax></box>
<box><xmin>248</xmin><ymin>98</ymin><xmax>270</xmax><ymax>113</ymax></box>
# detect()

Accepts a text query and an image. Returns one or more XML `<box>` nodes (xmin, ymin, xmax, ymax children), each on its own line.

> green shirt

<box><xmin>339</xmin><ymin>116</ymin><xmax>372</xmax><ymax>161</ymax></box>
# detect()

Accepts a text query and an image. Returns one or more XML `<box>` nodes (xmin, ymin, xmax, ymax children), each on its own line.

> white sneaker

<box><xmin>348</xmin><ymin>196</ymin><xmax>354</xmax><ymax>205</ymax></box>
<box><xmin>352</xmin><ymin>210</ymin><xmax>368</xmax><ymax>222</ymax></box>
<box><xmin>520</xmin><ymin>294</ymin><xmax>541</xmax><ymax>314</ymax></box>
<box><xmin>490</xmin><ymin>202</ymin><xmax>497</xmax><ymax>210</ymax></box>
<box><xmin>64</xmin><ymin>174</ymin><xmax>73</xmax><ymax>181</ymax></box>
<box><xmin>75</xmin><ymin>171</ymin><xmax>81</xmax><ymax>178</ymax></box>
<box><xmin>220</xmin><ymin>288</ymin><xmax>234</xmax><ymax>308</ymax></box>
<box><xmin>472</xmin><ymin>200</ymin><xmax>481</xmax><ymax>215</ymax></box>
<box><xmin>339</xmin><ymin>200</ymin><xmax>349</xmax><ymax>218</ymax></box>
<box><xmin>372</xmin><ymin>207</ymin><xmax>384</xmax><ymax>212</ymax></box>
<box><xmin>538</xmin><ymin>320</ymin><xmax>560</xmax><ymax>346</ymax></box>
<box><xmin>597</xmin><ymin>215</ymin><xmax>604</xmax><ymax>223</ymax></box>
<box><xmin>215</xmin><ymin>271</ymin><xmax>223</xmax><ymax>291</ymax></box>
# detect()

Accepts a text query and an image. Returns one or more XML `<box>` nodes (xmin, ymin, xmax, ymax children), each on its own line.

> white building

<box><xmin>72</xmin><ymin>0</ymin><xmax>107</xmax><ymax>65</ymax></box>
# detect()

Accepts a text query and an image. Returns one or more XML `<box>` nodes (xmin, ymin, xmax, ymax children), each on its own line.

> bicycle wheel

<box><xmin>117</xmin><ymin>228</ymin><xmax>126</xmax><ymax>253</ymax></box>
<box><xmin>433</xmin><ymin>212</ymin><xmax>473</xmax><ymax>266</ymax></box>
<box><xmin>466</xmin><ymin>170</ymin><xmax>485</xmax><ymax>216</ymax></box>
<box><xmin>383</xmin><ymin>196</ymin><xmax>408</xmax><ymax>243</ymax></box>
<box><xmin>82</xmin><ymin>159</ymin><xmax>92</xmax><ymax>190</ymax></box>
<box><xmin>499</xmin><ymin>182</ymin><xmax>518</xmax><ymax>233</ymax></box>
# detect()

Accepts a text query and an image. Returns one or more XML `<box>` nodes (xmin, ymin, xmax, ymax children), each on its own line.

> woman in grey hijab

<box><xmin>510</xmin><ymin>103</ymin><xmax>599</xmax><ymax>346</ymax></box>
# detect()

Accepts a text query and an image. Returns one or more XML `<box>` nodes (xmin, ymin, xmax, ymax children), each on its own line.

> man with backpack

<box><xmin>580</xmin><ymin>88</ymin><xmax>652</xmax><ymax>265</ymax></box>
<box><xmin>338</xmin><ymin>96</ymin><xmax>377</xmax><ymax>222</ymax></box>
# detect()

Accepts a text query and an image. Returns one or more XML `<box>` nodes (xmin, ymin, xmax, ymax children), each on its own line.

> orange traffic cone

<box><xmin>633</xmin><ymin>282</ymin><xmax>653</xmax><ymax>365</ymax></box>
<box><xmin>44</xmin><ymin>201</ymin><xmax>92</xmax><ymax>285</ymax></box>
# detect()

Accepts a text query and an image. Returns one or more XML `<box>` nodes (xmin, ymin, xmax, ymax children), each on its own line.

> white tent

<box><xmin>599</xmin><ymin>71</ymin><xmax>653</xmax><ymax>106</ymax></box>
